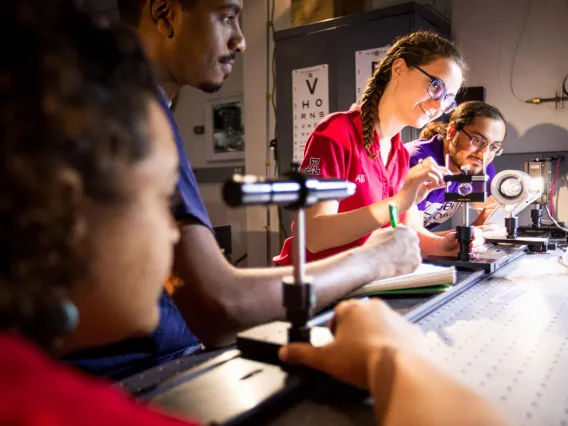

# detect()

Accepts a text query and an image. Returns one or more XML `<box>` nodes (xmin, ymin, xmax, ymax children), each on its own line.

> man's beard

<box><xmin>449</xmin><ymin>137</ymin><xmax>484</xmax><ymax>173</ymax></box>
<box><xmin>198</xmin><ymin>81</ymin><xmax>223</xmax><ymax>94</ymax></box>
<box><xmin>448</xmin><ymin>136</ymin><xmax>462</xmax><ymax>171</ymax></box>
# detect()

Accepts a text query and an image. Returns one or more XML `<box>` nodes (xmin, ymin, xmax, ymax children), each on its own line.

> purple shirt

<box><xmin>406</xmin><ymin>135</ymin><xmax>495</xmax><ymax>230</ymax></box>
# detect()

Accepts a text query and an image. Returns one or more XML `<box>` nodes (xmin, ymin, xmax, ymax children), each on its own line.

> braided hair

<box><xmin>359</xmin><ymin>31</ymin><xmax>467</xmax><ymax>158</ymax></box>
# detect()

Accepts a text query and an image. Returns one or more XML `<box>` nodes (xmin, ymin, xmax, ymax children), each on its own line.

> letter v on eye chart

<box><xmin>292</xmin><ymin>64</ymin><xmax>329</xmax><ymax>163</ymax></box>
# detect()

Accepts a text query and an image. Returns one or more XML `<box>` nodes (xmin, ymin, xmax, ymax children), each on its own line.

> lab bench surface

<box><xmin>417</xmin><ymin>249</ymin><xmax>568</xmax><ymax>426</ymax></box>
<box><xmin>133</xmin><ymin>250</ymin><xmax>568</xmax><ymax>425</ymax></box>
<box><xmin>119</xmin><ymin>269</ymin><xmax>482</xmax><ymax>397</ymax></box>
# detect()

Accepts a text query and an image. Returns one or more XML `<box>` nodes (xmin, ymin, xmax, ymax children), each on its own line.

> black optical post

<box><xmin>222</xmin><ymin>164</ymin><xmax>355</xmax><ymax>355</ymax></box>
<box><xmin>443</xmin><ymin>161</ymin><xmax>488</xmax><ymax>262</ymax></box>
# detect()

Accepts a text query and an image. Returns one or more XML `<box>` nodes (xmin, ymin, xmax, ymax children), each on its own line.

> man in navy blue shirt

<box><xmin>63</xmin><ymin>0</ymin><xmax>423</xmax><ymax>380</ymax></box>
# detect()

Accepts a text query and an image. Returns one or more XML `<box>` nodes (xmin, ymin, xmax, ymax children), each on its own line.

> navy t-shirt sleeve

<box><xmin>170</xmin><ymin>155</ymin><xmax>213</xmax><ymax>229</ymax></box>
<box><xmin>60</xmin><ymin>291</ymin><xmax>199</xmax><ymax>381</ymax></box>
<box><xmin>156</xmin><ymin>93</ymin><xmax>212</xmax><ymax>230</ymax></box>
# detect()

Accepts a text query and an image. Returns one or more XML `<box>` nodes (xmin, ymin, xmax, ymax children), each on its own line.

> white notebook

<box><xmin>347</xmin><ymin>263</ymin><xmax>457</xmax><ymax>297</ymax></box>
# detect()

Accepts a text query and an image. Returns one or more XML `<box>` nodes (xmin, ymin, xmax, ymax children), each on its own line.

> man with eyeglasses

<box><xmin>406</xmin><ymin>101</ymin><xmax>507</xmax><ymax>232</ymax></box>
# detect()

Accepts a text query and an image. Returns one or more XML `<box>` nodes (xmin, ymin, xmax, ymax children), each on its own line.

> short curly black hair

<box><xmin>117</xmin><ymin>0</ymin><xmax>145</xmax><ymax>26</ymax></box>
<box><xmin>117</xmin><ymin>0</ymin><xmax>195</xmax><ymax>27</ymax></box>
<box><xmin>0</xmin><ymin>1</ymin><xmax>159</xmax><ymax>348</ymax></box>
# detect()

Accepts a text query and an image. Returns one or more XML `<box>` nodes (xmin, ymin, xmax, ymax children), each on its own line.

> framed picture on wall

<box><xmin>204</xmin><ymin>94</ymin><xmax>245</xmax><ymax>162</ymax></box>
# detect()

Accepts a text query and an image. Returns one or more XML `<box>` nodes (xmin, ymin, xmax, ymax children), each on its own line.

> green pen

<box><xmin>389</xmin><ymin>203</ymin><xmax>398</xmax><ymax>228</ymax></box>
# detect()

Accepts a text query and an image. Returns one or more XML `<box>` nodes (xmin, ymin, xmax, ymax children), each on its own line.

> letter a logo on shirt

<box><xmin>355</xmin><ymin>174</ymin><xmax>366</xmax><ymax>183</ymax></box>
<box><xmin>305</xmin><ymin>158</ymin><xmax>321</xmax><ymax>175</ymax></box>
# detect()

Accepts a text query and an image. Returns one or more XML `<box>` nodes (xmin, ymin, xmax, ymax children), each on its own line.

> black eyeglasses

<box><xmin>414</xmin><ymin>65</ymin><xmax>457</xmax><ymax>114</ymax></box>
<box><xmin>459</xmin><ymin>127</ymin><xmax>504</xmax><ymax>156</ymax></box>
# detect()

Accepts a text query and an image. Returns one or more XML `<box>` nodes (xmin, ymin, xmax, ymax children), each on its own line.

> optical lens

<box><xmin>428</xmin><ymin>80</ymin><xmax>445</xmax><ymax>100</ymax></box>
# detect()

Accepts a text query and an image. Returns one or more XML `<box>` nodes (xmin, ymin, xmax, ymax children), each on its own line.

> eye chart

<box><xmin>292</xmin><ymin>64</ymin><xmax>329</xmax><ymax>163</ymax></box>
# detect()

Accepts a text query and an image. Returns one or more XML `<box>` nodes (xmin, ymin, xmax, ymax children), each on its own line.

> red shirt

<box><xmin>0</xmin><ymin>332</ymin><xmax>200</xmax><ymax>426</ymax></box>
<box><xmin>274</xmin><ymin>105</ymin><xmax>409</xmax><ymax>265</ymax></box>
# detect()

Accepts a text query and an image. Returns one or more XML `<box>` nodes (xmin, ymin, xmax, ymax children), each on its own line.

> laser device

<box><xmin>484</xmin><ymin>169</ymin><xmax>552</xmax><ymax>252</ymax></box>
<box><xmin>519</xmin><ymin>157</ymin><xmax>568</xmax><ymax>239</ymax></box>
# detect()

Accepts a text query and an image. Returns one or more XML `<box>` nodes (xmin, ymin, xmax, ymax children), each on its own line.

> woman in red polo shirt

<box><xmin>275</xmin><ymin>31</ymin><xmax>472</xmax><ymax>265</ymax></box>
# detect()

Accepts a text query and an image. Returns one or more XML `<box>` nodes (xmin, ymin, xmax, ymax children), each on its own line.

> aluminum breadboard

<box><xmin>417</xmin><ymin>251</ymin><xmax>568</xmax><ymax>426</ymax></box>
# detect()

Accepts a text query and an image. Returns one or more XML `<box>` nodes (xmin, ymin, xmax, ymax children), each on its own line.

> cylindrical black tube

<box><xmin>531</xmin><ymin>206</ymin><xmax>543</xmax><ymax>228</ymax></box>
<box><xmin>222</xmin><ymin>173</ymin><xmax>356</xmax><ymax>209</ymax></box>
<box><xmin>505</xmin><ymin>216</ymin><xmax>519</xmax><ymax>239</ymax></box>
<box><xmin>456</xmin><ymin>225</ymin><xmax>474</xmax><ymax>262</ymax></box>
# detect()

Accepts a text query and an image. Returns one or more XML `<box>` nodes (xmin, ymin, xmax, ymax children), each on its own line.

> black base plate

<box><xmin>424</xmin><ymin>244</ymin><xmax>527</xmax><ymax>273</ymax></box>
<box><xmin>149</xmin><ymin>322</ymin><xmax>370</xmax><ymax>426</ymax></box>
<box><xmin>236</xmin><ymin>321</ymin><xmax>334</xmax><ymax>365</ymax></box>
<box><xmin>486</xmin><ymin>236</ymin><xmax>550</xmax><ymax>253</ymax></box>
<box><xmin>518</xmin><ymin>223</ymin><xmax>568</xmax><ymax>240</ymax></box>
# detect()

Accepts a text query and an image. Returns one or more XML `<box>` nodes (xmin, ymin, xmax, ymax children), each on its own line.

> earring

<box><xmin>53</xmin><ymin>299</ymin><xmax>79</xmax><ymax>336</ymax></box>
<box><xmin>26</xmin><ymin>298</ymin><xmax>79</xmax><ymax>352</ymax></box>
<box><xmin>37</xmin><ymin>298</ymin><xmax>79</xmax><ymax>338</ymax></box>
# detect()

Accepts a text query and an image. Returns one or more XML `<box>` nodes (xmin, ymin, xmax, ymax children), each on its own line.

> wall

<box><xmin>451</xmin><ymin>0</ymin><xmax>568</xmax><ymax>224</ymax></box>
<box><xmin>368</xmin><ymin>0</ymin><xmax>451</xmax><ymax>18</ymax></box>
<box><xmin>173</xmin><ymin>60</ymin><xmax>249</xmax><ymax>264</ymax></box>
<box><xmin>242</xmin><ymin>0</ymin><xmax>292</xmax><ymax>266</ymax></box>
<box><xmin>452</xmin><ymin>0</ymin><xmax>568</xmax><ymax>150</ymax></box>
<box><xmin>173</xmin><ymin>59</ymin><xmax>245</xmax><ymax>170</ymax></box>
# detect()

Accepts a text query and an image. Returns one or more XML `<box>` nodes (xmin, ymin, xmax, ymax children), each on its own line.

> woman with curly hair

<box><xmin>274</xmin><ymin>31</ymin><xmax>485</xmax><ymax>265</ymax></box>
<box><xmin>0</xmin><ymin>2</ymin><xmax>193</xmax><ymax>425</ymax></box>
<box><xmin>0</xmin><ymin>3</ymin><xmax>507</xmax><ymax>425</ymax></box>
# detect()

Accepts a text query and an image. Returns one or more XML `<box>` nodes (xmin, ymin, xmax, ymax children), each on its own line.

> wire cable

<box><xmin>510</xmin><ymin>0</ymin><xmax>532</xmax><ymax>103</ymax></box>
<box><xmin>233</xmin><ymin>253</ymin><xmax>248</xmax><ymax>267</ymax></box>
<box><xmin>267</xmin><ymin>0</ymin><xmax>289</xmax><ymax>240</ymax></box>
<box><xmin>544</xmin><ymin>204</ymin><xmax>568</xmax><ymax>233</ymax></box>
<box><xmin>550</xmin><ymin>157</ymin><xmax>561</xmax><ymax>218</ymax></box>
